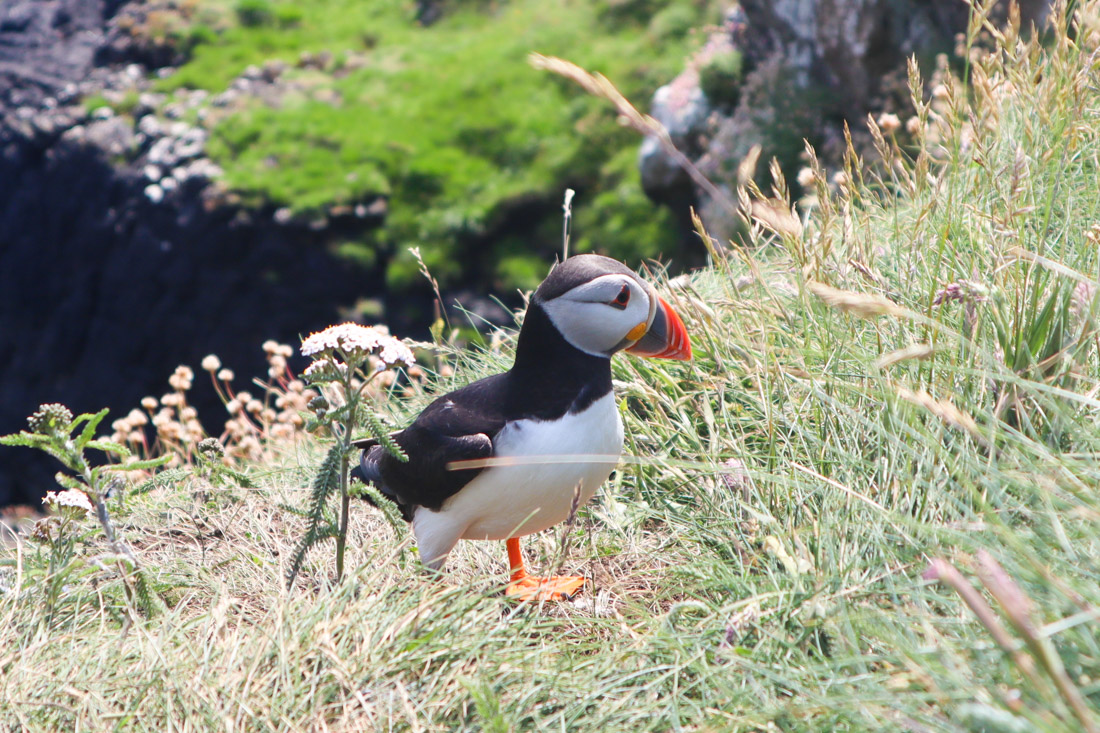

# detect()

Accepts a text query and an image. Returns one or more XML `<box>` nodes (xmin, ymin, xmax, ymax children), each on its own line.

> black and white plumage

<box><xmin>354</xmin><ymin>255</ymin><xmax>691</xmax><ymax>595</ymax></box>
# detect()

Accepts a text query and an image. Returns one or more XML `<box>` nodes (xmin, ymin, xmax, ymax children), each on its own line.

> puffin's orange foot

<box><xmin>505</xmin><ymin>575</ymin><xmax>586</xmax><ymax>601</ymax></box>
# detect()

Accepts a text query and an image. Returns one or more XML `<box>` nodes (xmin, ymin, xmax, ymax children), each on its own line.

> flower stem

<box><xmin>333</xmin><ymin>373</ymin><xmax>358</xmax><ymax>583</ymax></box>
<box><xmin>336</xmin><ymin>479</ymin><xmax>349</xmax><ymax>582</ymax></box>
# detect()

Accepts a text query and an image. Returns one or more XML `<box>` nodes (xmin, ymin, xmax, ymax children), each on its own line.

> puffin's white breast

<box><xmin>434</xmin><ymin>391</ymin><xmax>623</xmax><ymax>542</ymax></box>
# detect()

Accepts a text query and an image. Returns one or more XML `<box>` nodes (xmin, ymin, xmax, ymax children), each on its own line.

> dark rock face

<box><xmin>640</xmin><ymin>0</ymin><xmax>1053</xmax><ymax>236</ymax></box>
<box><xmin>0</xmin><ymin>1</ymin><xmax>385</xmax><ymax>506</ymax></box>
<box><xmin>0</xmin><ymin>1</ymin><xmax>106</xmax><ymax>105</ymax></box>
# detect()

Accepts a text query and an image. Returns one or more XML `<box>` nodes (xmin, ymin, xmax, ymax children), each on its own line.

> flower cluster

<box><xmin>932</xmin><ymin>280</ymin><xmax>989</xmax><ymax>307</ymax></box>
<box><xmin>104</xmin><ymin>329</ymin><xmax>422</xmax><ymax>472</ymax></box>
<box><xmin>196</xmin><ymin>437</ymin><xmax>226</xmax><ymax>463</ymax></box>
<box><xmin>263</xmin><ymin>340</ymin><xmax>295</xmax><ymax>380</ymax></box>
<box><xmin>1070</xmin><ymin>281</ymin><xmax>1098</xmax><ymax>325</ymax></box>
<box><xmin>36</xmin><ymin>488</ymin><xmax>94</xmax><ymax>541</ymax></box>
<box><xmin>42</xmin><ymin>489</ymin><xmax>93</xmax><ymax>517</ymax></box>
<box><xmin>168</xmin><ymin>366</ymin><xmax>194</xmax><ymax>391</ymax></box>
<box><xmin>111</xmin><ymin>408</ymin><xmax>151</xmax><ymax>446</ymax></box>
<box><xmin>200</xmin><ymin>353</ymin><xmax>235</xmax><ymax>383</ymax></box>
<box><xmin>27</xmin><ymin>404</ymin><xmax>73</xmax><ymax>436</ymax></box>
<box><xmin>111</xmin><ymin>372</ymin><xmax>203</xmax><ymax>463</ymax></box>
<box><xmin>299</xmin><ymin>323</ymin><xmax>426</xmax><ymax>426</ymax></box>
<box><xmin>300</xmin><ymin>322</ymin><xmax>415</xmax><ymax>371</ymax></box>
<box><xmin>109</xmin><ymin>340</ymin><xmax>320</xmax><ymax>466</ymax></box>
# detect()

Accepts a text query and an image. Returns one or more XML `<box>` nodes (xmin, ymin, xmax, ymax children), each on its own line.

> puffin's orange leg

<box><xmin>503</xmin><ymin>537</ymin><xmax>586</xmax><ymax>601</ymax></box>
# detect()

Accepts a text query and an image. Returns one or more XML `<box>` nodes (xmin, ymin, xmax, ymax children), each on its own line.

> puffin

<box><xmin>353</xmin><ymin>254</ymin><xmax>691</xmax><ymax>600</ymax></box>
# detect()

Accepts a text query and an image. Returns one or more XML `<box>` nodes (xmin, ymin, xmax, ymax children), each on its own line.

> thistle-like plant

<box><xmin>29</xmin><ymin>488</ymin><xmax>94</xmax><ymax>627</ymax></box>
<box><xmin>0</xmin><ymin>404</ymin><xmax>169</xmax><ymax>616</ymax></box>
<box><xmin>287</xmin><ymin>323</ymin><xmax>413</xmax><ymax>586</ymax></box>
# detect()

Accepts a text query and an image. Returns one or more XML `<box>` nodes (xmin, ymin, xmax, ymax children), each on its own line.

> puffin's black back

<box><xmin>358</xmin><ymin>256</ymin><xmax>622</xmax><ymax>515</ymax></box>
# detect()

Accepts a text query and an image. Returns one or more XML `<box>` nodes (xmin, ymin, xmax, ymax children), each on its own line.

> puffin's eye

<box><xmin>609</xmin><ymin>284</ymin><xmax>631</xmax><ymax>310</ymax></box>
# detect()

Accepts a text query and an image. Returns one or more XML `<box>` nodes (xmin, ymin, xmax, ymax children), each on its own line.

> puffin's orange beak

<box><xmin>625</xmin><ymin>297</ymin><xmax>692</xmax><ymax>361</ymax></box>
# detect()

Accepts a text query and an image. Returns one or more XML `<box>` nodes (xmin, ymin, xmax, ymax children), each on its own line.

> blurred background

<box><xmin>0</xmin><ymin>0</ymin><xmax>1051</xmax><ymax>507</ymax></box>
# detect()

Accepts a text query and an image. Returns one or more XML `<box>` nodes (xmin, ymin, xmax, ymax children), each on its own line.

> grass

<box><xmin>155</xmin><ymin>0</ymin><xmax>713</xmax><ymax>289</ymax></box>
<box><xmin>5</xmin><ymin>3</ymin><xmax>1100</xmax><ymax>729</ymax></box>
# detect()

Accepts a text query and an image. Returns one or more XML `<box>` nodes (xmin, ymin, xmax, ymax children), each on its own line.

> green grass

<box><xmin>161</xmin><ymin>0</ymin><xmax>710</xmax><ymax>288</ymax></box>
<box><xmin>5</xmin><ymin>6</ymin><xmax>1100</xmax><ymax>730</ymax></box>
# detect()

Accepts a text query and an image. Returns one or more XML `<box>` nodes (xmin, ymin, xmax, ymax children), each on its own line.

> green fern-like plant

<box><xmin>287</xmin><ymin>324</ymin><xmax>413</xmax><ymax>586</ymax></box>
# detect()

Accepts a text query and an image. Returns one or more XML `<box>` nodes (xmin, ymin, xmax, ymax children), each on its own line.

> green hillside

<box><xmin>153</xmin><ymin>0</ymin><xmax>718</xmax><ymax>289</ymax></box>
<box><xmin>4</xmin><ymin>5</ymin><xmax>1100</xmax><ymax>731</ymax></box>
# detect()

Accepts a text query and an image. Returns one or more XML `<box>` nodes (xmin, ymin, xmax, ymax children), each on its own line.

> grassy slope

<box><xmin>5</xmin><ymin>8</ymin><xmax>1100</xmax><ymax>731</ymax></box>
<box><xmin>164</xmin><ymin>0</ymin><xmax>713</xmax><ymax>288</ymax></box>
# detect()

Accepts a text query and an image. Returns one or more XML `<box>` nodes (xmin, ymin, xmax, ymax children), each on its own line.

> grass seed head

<box><xmin>808</xmin><ymin>281</ymin><xmax>906</xmax><ymax>318</ymax></box>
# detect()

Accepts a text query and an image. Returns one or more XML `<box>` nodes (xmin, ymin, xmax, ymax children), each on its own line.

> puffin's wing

<box><xmin>358</xmin><ymin>374</ymin><xmax>509</xmax><ymax>511</ymax></box>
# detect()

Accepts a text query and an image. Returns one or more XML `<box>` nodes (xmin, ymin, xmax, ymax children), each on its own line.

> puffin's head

<box><xmin>532</xmin><ymin>254</ymin><xmax>691</xmax><ymax>361</ymax></box>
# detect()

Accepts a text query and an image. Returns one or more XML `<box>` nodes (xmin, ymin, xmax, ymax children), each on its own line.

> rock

<box><xmin>0</xmin><ymin>0</ymin><xmax>393</xmax><ymax>512</ymax></box>
<box><xmin>641</xmin><ymin>0</ymin><xmax>1055</xmax><ymax>237</ymax></box>
<box><xmin>1</xmin><ymin>2</ymin><xmax>41</xmax><ymax>33</ymax></box>
<box><xmin>30</xmin><ymin>113</ymin><xmax>59</xmax><ymax>138</ymax></box>
<box><xmin>137</xmin><ymin>114</ymin><xmax>162</xmax><ymax>138</ymax></box>
<box><xmin>261</xmin><ymin>59</ymin><xmax>287</xmax><ymax>83</ymax></box>
<box><xmin>184</xmin><ymin>158</ymin><xmax>222</xmax><ymax>180</ymax></box>
<box><xmin>90</xmin><ymin>105</ymin><xmax>114</xmax><ymax>120</ymax></box>
<box><xmin>147</xmin><ymin>136</ymin><xmax>175</xmax><ymax>165</ymax></box>
<box><xmin>56</xmin><ymin>83</ymin><xmax>79</xmax><ymax>104</ymax></box>
<box><xmin>133</xmin><ymin>92</ymin><xmax>165</xmax><ymax>118</ymax></box>
<box><xmin>85</xmin><ymin>117</ymin><xmax>133</xmax><ymax>156</ymax></box>
<box><xmin>174</xmin><ymin>128</ymin><xmax>206</xmax><ymax>159</ymax></box>
<box><xmin>60</xmin><ymin>124</ymin><xmax>85</xmax><ymax>142</ymax></box>
<box><xmin>638</xmin><ymin>76</ymin><xmax>710</xmax><ymax>199</ymax></box>
<box><xmin>211</xmin><ymin>90</ymin><xmax>237</xmax><ymax>108</ymax></box>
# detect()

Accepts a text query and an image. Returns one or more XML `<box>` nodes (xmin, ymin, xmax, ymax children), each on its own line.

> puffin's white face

<box><xmin>540</xmin><ymin>273</ymin><xmax>656</xmax><ymax>358</ymax></box>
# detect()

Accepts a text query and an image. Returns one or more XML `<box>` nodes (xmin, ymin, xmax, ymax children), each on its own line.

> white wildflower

<box><xmin>302</xmin><ymin>358</ymin><xmax>348</xmax><ymax>381</ymax></box>
<box><xmin>300</xmin><ymin>322</ymin><xmax>414</xmax><ymax>367</ymax></box>
<box><xmin>877</xmin><ymin>112</ymin><xmax>901</xmax><ymax>133</ymax></box>
<box><xmin>42</xmin><ymin>489</ymin><xmax>93</xmax><ymax>516</ymax></box>
<box><xmin>168</xmin><ymin>365</ymin><xmax>194</xmax><ymax>391</ymax></box>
